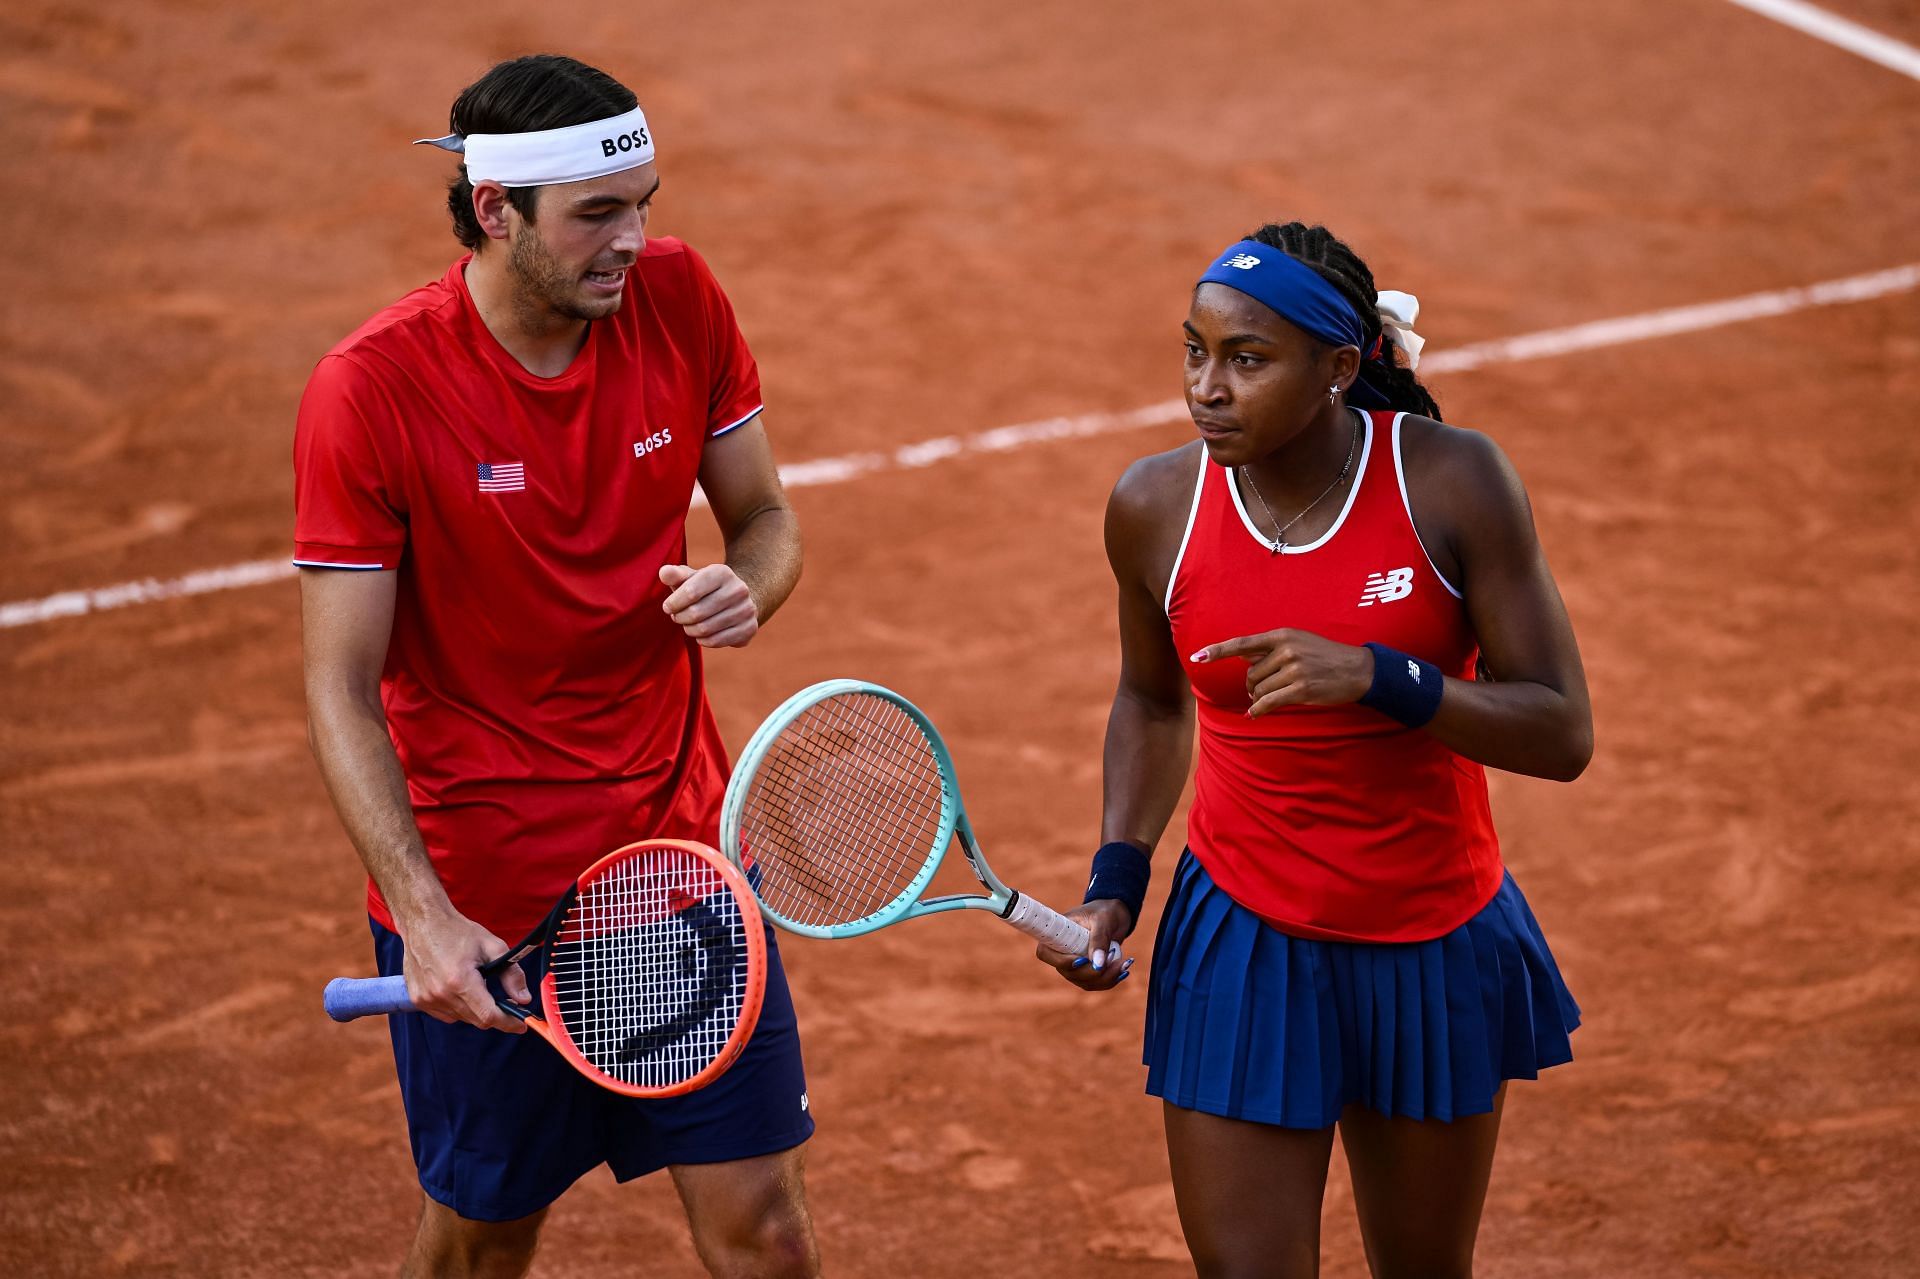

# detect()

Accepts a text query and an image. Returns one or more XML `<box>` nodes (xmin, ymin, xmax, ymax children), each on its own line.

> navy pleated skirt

<box><xmin>1143</xmin><ymin>849</ymin><xmax>1580</xmax><ymax>1128</ymax></box>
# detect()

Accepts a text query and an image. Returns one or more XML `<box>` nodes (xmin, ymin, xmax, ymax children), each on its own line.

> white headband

<box><xmin>415</xmin><ymin>106</ymin><xmax>655</xmax><ymax>188</ymax></box>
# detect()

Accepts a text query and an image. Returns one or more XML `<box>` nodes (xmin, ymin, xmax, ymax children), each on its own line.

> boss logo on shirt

<box><xmin>633</xmin><ymin>427</ymin><xmax>674</xmax><ymax>458</ymax></box>
<box><xmin>600</xmin><ymin>127</ymin><xmax>651</xmax><ymax>157</ymax></box>
<box><xmin>1358</xmin><ymin>567</ymin><xmax>1414</xmax><ymax>606</ymax></box>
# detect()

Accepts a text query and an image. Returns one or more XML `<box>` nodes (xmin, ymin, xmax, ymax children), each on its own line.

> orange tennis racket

<box><xmin>324</xmin><ymin>838</ymin><xmax>766</xmax><ymax>1098</ymax></box>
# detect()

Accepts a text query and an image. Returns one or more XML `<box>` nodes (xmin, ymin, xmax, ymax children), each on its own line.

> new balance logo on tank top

<box><xmin>1166</xmin><ymin>409</ymin><xmax>1504</xmax><ymax>943</ymax></box>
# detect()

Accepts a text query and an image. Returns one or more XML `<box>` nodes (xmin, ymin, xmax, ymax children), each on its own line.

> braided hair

<box><xmin>1247</xmin><ymin>222</ymin><xmax>1443</xmax><ymax>421</ymax></box>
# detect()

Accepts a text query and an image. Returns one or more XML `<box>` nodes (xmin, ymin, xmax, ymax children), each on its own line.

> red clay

<box><xmin>2</xmin><ymin>1</ymin><xmax>1916</xmax><ymax>1275</ymax></box>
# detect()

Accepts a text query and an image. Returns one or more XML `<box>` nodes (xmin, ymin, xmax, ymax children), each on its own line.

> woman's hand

<box><xmin>1034</xmin><ymin>900</ymin><xmax>1136</xmax><ymax>991</ymax></box>
<box><xmin>1190</xmin><ymin>628</ymin><xmax>1372</xmax><ymax>717</ymax></box>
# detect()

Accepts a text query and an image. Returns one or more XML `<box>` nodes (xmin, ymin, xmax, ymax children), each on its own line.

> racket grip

<box><xmin>1003</xmin><ymin>892</ymin><xmax>1092</xmax><ymax>955</ymax></box>
<box><xmin>324</xmin><ymin>975</ymin><xmax>415</xmax><ymax>1021</ymax></box>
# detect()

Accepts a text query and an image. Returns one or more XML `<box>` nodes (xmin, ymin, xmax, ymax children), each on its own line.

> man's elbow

<box><xmin>303</xmin><ymin>676</ymin><xmax>384</xmax><ymax>760</ymax></box>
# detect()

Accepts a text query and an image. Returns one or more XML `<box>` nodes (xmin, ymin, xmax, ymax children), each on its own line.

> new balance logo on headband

<box><xmin>1226</xmin><ymin>253</ymin><xmax>1261</xmax><ymax>269</ymax></box>
<box><xmin>1358</xmin><ymin>568</ymin><xmax>1414</xmax><ymax>606</ymax></box>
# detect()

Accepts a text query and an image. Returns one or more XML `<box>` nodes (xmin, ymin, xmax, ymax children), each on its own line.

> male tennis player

<box><xmin>294</xmin><ymin>54</ymin><xmax>818</xmax><ymax>1276</ymax></box>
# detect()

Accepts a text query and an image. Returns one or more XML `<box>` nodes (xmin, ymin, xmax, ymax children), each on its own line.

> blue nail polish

<box><xmin>1116</xmin><ymin>970</ymin><xmax>1131</xmax><ymax>983</ymax></box>
<box><xmin>1071</xmin><ymin>957</ymin><xmax>1089</xmax><ymax>969</ymax></box>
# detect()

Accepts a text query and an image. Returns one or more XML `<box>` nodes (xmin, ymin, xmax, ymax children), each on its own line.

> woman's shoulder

<box><xmin>1394</xmin><ymin>413</ymin><xmax>1537</xmax><ymax>568</ymax></box>
<box><xmin>1106</xmin><ymin>440</ymin><xmax>1206</xmax><ymax>579</ymax></box>
<box><xmin>1395</xmin><ymin>414</ymin><xmax>1525</xmax><ymax>506</ymax></box>
<box><xmin>1110</xmin><ymin>440</ymin><xmax>1206</xmax><ymax>524</ymax></box>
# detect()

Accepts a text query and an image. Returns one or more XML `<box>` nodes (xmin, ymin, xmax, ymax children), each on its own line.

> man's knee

<box><xmin>404</xmin><ymin>1199</ymin><xmax>548</xmax><ymax>1279</ymax></box>
<box><xmin>678</xmin><ymin>1154</ymin><xmax>819</xmax><ymax>1279</ymax></box>
<box><xmin>702</xmin><ymin>1205</ymin><xmax>818</xmax><ymax>1279</ymax></box>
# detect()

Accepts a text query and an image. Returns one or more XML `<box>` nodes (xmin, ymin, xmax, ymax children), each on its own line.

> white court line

<box><xmin>1</xmin><ymin>559</ymin><xmax>297</xmax><ymax>631</ymax></box>
<box><xmin>1723</xmin><ymin>0</ymin><xmax>1920</xmax><ymax>81</ymax></box>
<box><xmin>3</xmin><ymin>261</ymin><xmax>1917</xmax><ymax>632</ymax></box>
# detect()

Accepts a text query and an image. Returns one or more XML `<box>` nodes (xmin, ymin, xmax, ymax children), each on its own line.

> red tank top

<box><xmin>1166</xmin><ymin>409</ymin><xmax>1503</xmax><ymax>942</ymax></box>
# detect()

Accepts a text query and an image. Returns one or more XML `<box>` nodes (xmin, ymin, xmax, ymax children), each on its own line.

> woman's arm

<box><xmin>1417</xmin><ymin>426</ymin><xmax>1593</xmax><ymax>781</ymax></box>
<box><xmin>1100</xmin><ymin>467</ymin><xmax>1197</xmax><ymax>882</ymax></box>
<box><xmin>1039</xmin><ymin>450</ymin><xmax>1196</xmax><ymax>989</ymax></box>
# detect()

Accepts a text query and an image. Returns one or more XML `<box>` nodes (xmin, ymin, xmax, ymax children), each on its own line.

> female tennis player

<box><xmin>1037</xmin><ymin>222</ymin><xmax>1589</xmax><ymax>1278</ymax></box>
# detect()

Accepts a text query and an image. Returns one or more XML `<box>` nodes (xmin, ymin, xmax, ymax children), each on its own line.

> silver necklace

<box><xmin>1239</xmin><ymin>413</ymin><xmax>1360</xmax><ymax>556</ymax></box>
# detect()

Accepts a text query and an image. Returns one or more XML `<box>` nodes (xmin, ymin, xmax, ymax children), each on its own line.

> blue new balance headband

<box><xmin>1196</xmin><ymin>240</ymin><xmax>1394</xmax><ymax>409</ymax></box>
<box><xmin>1199</xmin><ymin>241</ymin><xmax>1366</xmax><ymax>350</ymax></box>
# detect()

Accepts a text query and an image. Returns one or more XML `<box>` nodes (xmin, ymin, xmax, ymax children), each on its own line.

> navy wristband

<box><xmin>1358</xmin><ymin>642</ymin><xmax>1444</xmax><ymax>728</ymax></box>
<box><xmin>1084</xmin><ymin>841</ymin><xmax>1151</xmax><ymax>930</ymax></box>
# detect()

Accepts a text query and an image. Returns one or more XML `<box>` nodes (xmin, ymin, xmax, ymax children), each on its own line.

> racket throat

<box><xmin>952</xmin><ymin>828</ymin><xmax>992</xmax><ymax>888</ymax></box>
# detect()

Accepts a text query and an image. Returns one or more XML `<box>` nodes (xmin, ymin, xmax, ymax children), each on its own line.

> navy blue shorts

<box><xmin>373</xmin><ymin>917</ymin><xmax>815</xmax><ymax>1222</ymax></box>
<box><xmin>1144</xmin><ymin>850</ymin><xmax>1580</xmax><ymax>1129</ymax></box>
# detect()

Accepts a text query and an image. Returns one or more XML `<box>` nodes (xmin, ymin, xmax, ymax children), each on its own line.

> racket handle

<box><xmin>1002</xmin><ymin>891</ymin><xmax>1092</xmax><ymax>955</ymax></box>
<box><xmin>324</xmin><ymin>975</ymin><xmax>415</xmax><ymax>1021</ymax></box>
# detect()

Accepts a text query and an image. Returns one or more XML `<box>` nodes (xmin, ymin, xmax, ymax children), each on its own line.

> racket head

<box><xmin>722</xmin><ymin>679</ymin><xmax>988</xmax><ymax>938</ymax></box>
<box><xmin>530</xmin><ymin>838</ymin><xmax>766</xmax><ymax>1099</ymax></box>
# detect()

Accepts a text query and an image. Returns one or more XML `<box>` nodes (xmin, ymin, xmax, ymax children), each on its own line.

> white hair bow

<box><xmin>1375</xmin><ymin>290</ymin><xmax>1425</xmax><ymax>371</ymax></box>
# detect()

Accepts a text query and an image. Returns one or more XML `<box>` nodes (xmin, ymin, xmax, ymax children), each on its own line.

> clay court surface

<box><xmin>3</xmin><ymin>0</ymin><xmax>1917</xmax><ymax>1274</ymax></box>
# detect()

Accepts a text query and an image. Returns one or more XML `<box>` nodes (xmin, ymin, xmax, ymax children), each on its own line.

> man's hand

<box><xmin>1034</xmin><ymin>900</ymin><xmax>1136</xmax><ymax>991</ymax></box>
<box><xmin>1189</xmin><ymin>628</ymin><xmax>1373</xmax><ymax>717</ymax></box>
<box><xmin>660</xmin><ymin>563</ymin><xmax>760</xmax><ymax>648</ymax></box>
<box><xmin>399</xmin><ymin>909</ymin><xmax>531</xmax><ymax>1033</ymax></box>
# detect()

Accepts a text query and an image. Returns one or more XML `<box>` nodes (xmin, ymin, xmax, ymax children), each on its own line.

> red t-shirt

<box><xmin>293</xmin><ymin>238</ymin><xmax>764</xmax><ymax>940</ymax></box>
<box><xmin>1166</xmin><ymin>410</ymin><xmax>1504</xmax><ymax>943</ymax></box>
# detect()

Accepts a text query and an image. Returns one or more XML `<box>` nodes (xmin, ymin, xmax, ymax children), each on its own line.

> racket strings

<box><xmin>741</xmin><ymin>692</ymin><xmax>949</xmax><ymax>927</ymax></box>
<box><xmin>548</xmin><ymin>849</ymin><xmax>750</xmax><ymax>1091</ymax></box>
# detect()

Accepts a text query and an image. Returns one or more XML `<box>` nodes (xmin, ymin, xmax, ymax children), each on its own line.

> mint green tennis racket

<box><xmin>720</xmin><ymin>679</ymin><xmax>1091</xmax><ymax>954</ymax></box>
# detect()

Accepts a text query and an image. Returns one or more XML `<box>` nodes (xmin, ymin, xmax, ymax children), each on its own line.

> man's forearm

<box><xmin>725</xmin><ymin>504</ymin><xmax>802</xmax><ymax>624</ymax></box>
<box><xmin>307</xmin><ymin>694</ymin><xmax>453</xmax><ymax>934</ymax></box>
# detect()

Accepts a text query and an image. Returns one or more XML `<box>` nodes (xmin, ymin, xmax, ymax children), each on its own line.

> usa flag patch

<box><xmin>477</xmin><ymin>462</ymin><xmax>525</xmax><ymax>493</ymax></box>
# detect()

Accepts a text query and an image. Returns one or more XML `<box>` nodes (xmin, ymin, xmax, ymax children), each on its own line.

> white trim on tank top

<box><xmin>1223</xmin><ymin>407</ymin><xmax>1374</xmax><ymax>558</ymax></box>
<box><xmin>1389</xmin><ymin>411</ymin><xmax>1465</xmax><ymax>599</ymax></box>
<box><xmin>1163</xmin><ymin>448</ymin><xmax>1208</xmax><ymax>616</ymax></box>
